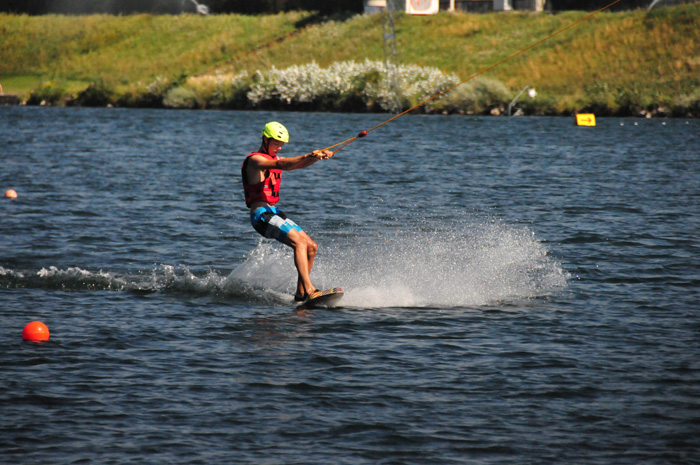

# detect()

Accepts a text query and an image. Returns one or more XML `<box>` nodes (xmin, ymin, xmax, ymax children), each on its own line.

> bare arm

<box><xmin>250</xmin><ymin>150</ymin><xmax>333</xmax><ymax>172</ymax></box>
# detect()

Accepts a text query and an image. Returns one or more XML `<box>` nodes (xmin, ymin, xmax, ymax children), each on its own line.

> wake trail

<box><xmin>1</xmin><ymin>218</ymin><xmax>568</xmax><ymax>309</ymax></box>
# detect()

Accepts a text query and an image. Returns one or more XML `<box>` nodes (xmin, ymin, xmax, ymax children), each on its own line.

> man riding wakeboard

<box><xmin>241</xmin><ymin>121</ymin><xmax>334</xmax><ymax>302</ymax></box>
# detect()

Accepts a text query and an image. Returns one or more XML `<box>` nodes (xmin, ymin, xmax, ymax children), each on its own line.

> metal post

<box><xmin>508</xmin><ymin>85</ymin><xmax>536</xmax><ymax>116</ymax></box>
<box><xmin>381</xmin><ymin>0</ymin><xmax>402</xmax><ymax>113</ymax></box>
<box><xmin>648</xmin><ymin>0</ymin><xmax>664</xmax><ymax>10</ymax></box>
<box><xmin>189</xmin><ymin>0</ymin><xmax>209</xmax><ymax>15</ymax></box>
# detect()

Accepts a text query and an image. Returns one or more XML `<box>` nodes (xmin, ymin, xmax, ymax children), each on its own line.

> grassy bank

<box><xmin>1</xmin><ymin>5</ymin><xmax>698</xmax><ymax>116</ymax></box>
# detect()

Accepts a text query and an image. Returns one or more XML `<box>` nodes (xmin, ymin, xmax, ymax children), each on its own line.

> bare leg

<box><xmin>286</xmin><ymin>229</ymin><xmax>318</xmax><ymax>298</ymax></box>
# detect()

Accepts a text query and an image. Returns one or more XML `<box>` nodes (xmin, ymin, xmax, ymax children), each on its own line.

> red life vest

<box><xmin>242</xmin><ymin>152</ymin><xmax>282</xmax><ymax>207</ymax></box>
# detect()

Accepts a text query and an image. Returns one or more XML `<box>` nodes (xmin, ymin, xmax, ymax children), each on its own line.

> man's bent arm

<box><xmin>250</xmin><ymin>151</ymin><xmax>332</xmax><ymax>171</ymax></box>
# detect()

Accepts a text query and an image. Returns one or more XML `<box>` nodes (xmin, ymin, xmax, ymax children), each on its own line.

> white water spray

<box><xmin>0</xmin><ymin>218</ymin><xmax>568</xmax><ymax>308</ymax></box>
<box><xmin>230</xmin><ymin>217</ymin><xmax>569</xmax><ymax>308</ymax></box>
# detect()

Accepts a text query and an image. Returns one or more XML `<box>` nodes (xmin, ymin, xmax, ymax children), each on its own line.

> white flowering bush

<box><xmin>159</xmin><ymin>60</ymin><xmax>509</xmax><ymax>113</ymax></box>
<box><xmin>246</xmin><ymin>60</ymin><xmax>466</xmax><ymax>112</ymax></box>
<box><xmin>146</xmin><ymin>76</ymin><xmax>172</xmax><ymax>96</ymax></box>
<box><xmin>247</xmin><ymin>61</ymin><xmax>356</xmax><ymax>108</ymax></box>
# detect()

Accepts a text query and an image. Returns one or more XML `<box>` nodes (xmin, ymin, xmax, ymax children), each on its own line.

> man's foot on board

<box><xmin>295</xmin><ymin>289</ymin><xmax>321</xmax><ymax>303</ymax></box>
<box><xmin>307</xmin><ymin>289</ymin><xmax>323</xmax><ymax>300</ymax></box>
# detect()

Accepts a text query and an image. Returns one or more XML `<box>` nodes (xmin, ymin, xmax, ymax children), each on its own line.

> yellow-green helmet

<box><xmin>262</xmin><ymin>121</ymin><xmax>289</xmax><ymax>143</ymax></box>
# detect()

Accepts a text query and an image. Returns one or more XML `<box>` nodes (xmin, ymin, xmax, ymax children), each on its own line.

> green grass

<box><xmin>1</xmin><ymin>4</ymin><xmax>698</xmax><ymax>115</ymax></box>
<box><xmin>0</xmin><ymin>12</ymin><xmax>312</xmax><ymax>91</ymax></box>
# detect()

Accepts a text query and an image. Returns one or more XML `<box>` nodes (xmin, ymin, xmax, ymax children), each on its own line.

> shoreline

<box><xmin>2</xmin><ymin>6</ymin><xmax>698</xmax><ymax>118</ymax></box>
<box><xmin>4</xmin><ymin>102</ymin><xmax>695</xmax><ymax>119</ymax></box>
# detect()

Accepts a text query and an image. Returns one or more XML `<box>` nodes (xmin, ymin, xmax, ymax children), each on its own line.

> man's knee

<box><xmin>287</xmin><ymin>230</ymin><xmax>317</xmax><ymax>255</ymax></box>
<box><xmin>307</xmin><ymin>239</ymin><xmax>318</xmax><ymax>257</ymax></box>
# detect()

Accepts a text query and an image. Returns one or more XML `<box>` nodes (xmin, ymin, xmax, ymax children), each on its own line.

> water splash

<box><xmin>232</xmin><ymin>218</ymin><xmax>569</xmax><ymax>308</ymax></box>
<box><xmin>0</xmin><ymin>218</ymin><xmax>568</xmax><ymax>308</ymax></box>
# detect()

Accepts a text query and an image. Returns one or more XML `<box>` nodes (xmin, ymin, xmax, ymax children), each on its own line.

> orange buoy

<box><xmin>4</xmin><ymin>189</ymin><xmax>18</xmax><ymax>199</ymax></box>
<box><xmin>23</xmin><ymin>321</ymin><xmax>49</xmax><ymax>342</ymax></box>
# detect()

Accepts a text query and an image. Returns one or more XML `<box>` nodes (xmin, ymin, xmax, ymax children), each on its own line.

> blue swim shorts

<box><xmin>250</xmin><ymin>206</ymin><xmax>303</xmax><ymax>245</ymax></box>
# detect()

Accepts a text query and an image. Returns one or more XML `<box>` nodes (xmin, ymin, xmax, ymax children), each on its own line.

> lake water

<box><xmin>1</xmin><ymin>106</ymin><xmax>699</xmax><ymax>464</ymax></box>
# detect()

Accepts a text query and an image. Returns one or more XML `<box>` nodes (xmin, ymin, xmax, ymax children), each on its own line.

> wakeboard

<box><xmin>299</xmin><ymin>288</ymin><xmax>344</xmax><ymax>308</ymax></box>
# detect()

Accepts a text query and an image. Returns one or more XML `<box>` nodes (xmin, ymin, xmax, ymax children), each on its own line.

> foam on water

<box><xmin>0</xmin><ymin>262</ymin><xmax>288</xmax><ymax>306</ymax></box>
<box><xmin>0</xmin><ymin>219</ymin><xmax>568</xmax><ymax>308</ymax></box>
<box><xmin>1</xmin><ymin>264</ymin><xmax>238</xmax><ymax>297</ymax></box>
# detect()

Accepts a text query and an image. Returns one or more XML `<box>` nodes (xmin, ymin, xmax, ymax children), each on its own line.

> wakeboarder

<box><xmin>241</xmin><ymin>122</ymin><xmax>333</xmax><ymax>303</ymax></box>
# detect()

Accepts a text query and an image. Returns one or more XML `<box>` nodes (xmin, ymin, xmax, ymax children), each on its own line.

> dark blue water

<box><xmin>1</xmin><ymin>106</ymin><xmax>699</xmax><ymax>464</ymax></box>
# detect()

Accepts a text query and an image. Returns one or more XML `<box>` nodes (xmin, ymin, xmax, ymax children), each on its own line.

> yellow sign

<box><xmin>576</xmin><ymin>114</ymin><xmax>596</xmax><ymax>127</ymax></box>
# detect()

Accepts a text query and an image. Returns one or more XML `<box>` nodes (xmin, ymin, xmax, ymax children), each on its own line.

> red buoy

<box><xmin>23</xmin><ymin>321</ymin><xmax>49</xmax><ymax>342</ymax></box>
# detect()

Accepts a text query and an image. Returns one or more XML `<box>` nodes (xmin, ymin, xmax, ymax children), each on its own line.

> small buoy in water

<box><xmin>23</xmin><ymin>321</ymin><xmax>50</xmax><ymax>342</ymax></box>
<box><xmin>4</xmin><ymin>189</ymin><xmax>18</xmax><ymax>199</ymax></box>
<box><xmin>620</xmin><ymin>123</ymin><xmax>624</xmax><ymax>126</ymax></box>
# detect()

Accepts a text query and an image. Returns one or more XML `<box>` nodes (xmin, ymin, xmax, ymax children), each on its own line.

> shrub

<box><xmin>113</xmin><ymin>61</ymin><xmax>511</xmax><ymax>114</ymax></box>
<box><xmin>26</xmin><ymin>81</ymin><xmax>67</xmax><ymax>106</ymax></box>
<box><xmin>116</xmin><ymin>76</ymin><xmax>175</xmax><ymax>108</ymax></box>
<box><xmin>582</xmin><ymin>82</ymin><xmax>617</xmax><ymax>116</ymax></box>
<box><xmin>583</xmin><ymin>81</ymin><xmax>657</xmax><ymax>116</ymax></box>
<box><xmin>68</xmin><ymin>80</ymin><xmax>114</xmax><ymax>107</ymax></box>
<box><xmin>166</xmin><ymin>71</ymin><xmax>251</xmax><ymax>109</ymax></box>
<box><xmin>429</xmin><ymin>77</ymin><xmax>511</xmax><ymax>115</ymax></box>
<box><xmin>672</xmin><ymin>88</ymin><xmax>700</xmax><ymax>117</ymax></box>
<box><xmin>163</xmin><ymin>86</ymin><xmax>198</xmax><ymax>109</ymax></box>
<box><xmin>243</xmin><ymin>60</ymin><xmax>504</xmax><ymax>114</ymax></box>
